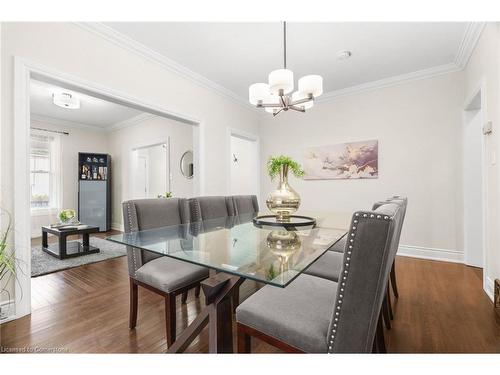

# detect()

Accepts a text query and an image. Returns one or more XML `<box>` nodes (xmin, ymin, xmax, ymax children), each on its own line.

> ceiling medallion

<box><xmin>249</xmin><ymin>22</ymin><xmax>323</xmax><ymax>116</ymax></box>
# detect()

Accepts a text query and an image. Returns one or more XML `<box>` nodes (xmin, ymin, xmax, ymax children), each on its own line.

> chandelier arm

<box><xmin>290</xmin><ymin>95</ymin><xmax>314</xmax><ymax>106</ymax></box>
<box><xmin>273</xmin><ymin>108</ymin><xmax>284</xmax><ymax>117</ymax></box>
<box><xmin>257</xmin><ymin>103</ymin><xmax>284</xmax><ymax>108</ymax></box>
<box><xmin>289</xmin><ymin>105</ymin><xmax>306</xmax><ymax>112</ymax></box>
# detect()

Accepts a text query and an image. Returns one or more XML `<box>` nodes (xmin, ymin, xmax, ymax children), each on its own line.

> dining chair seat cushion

<box><xmin>329</xmin><ymin>236</ymin><xmax>346</xmax><ymax>253</ymax></box>
<box><xmin>303</xmin><ymin>251</ymin><xmax>344</xmax><ymax>282</ymax></box>
<box><xmin>135</xmin><ymin>257</ymin><xmax>209</xmax><ymax>293</ymax></box>
<box><xmin>236</xmin><ymin>274</ymin><xmax>337</xmax><ymax>353</ymax></box>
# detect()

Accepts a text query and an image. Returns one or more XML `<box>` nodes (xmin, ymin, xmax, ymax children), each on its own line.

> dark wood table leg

<box><xmin>59</xmin><ymin>233</ymin><xmax>67</xmax><ymax>259</ymax></box>
<box><xmin>82</xmin><ymin>232</ymin><xmax>90</xmax><ymax>247</ymax></box>
<box><xmin>166</xmin><ymin>273</ymin><xmax>243</xmax><ymax>354</ymax></box>
<box><xmin>42</xmin><ymin>230</ymin><xmax>48</xmax><ymax>248</ymax></box>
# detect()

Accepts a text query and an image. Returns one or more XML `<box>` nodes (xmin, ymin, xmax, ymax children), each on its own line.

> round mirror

<box><xmin>180</xmin><ymin>150</ymin><xmax>194</xmax><ymax>179</ymax></box>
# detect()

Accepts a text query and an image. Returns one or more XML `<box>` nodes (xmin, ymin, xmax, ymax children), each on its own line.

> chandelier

<box><xmin>249</xmin><ymin>22</ymin><xmax>323</xmax><ymax>116</ymax></box>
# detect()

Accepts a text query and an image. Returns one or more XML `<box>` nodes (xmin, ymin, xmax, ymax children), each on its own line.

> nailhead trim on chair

<box><xmin>327</xmin><ymin>211</ymin><xmax>392</xmax><ymax>353</ymax></box>
<box><xmin>126</xmin><ymin>202</ymin><xmax>139</xmax><ymax>278</ymax></box>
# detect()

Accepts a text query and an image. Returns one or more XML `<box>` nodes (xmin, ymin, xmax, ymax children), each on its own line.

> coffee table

<box><xmin>41</xmin><ymin>225</ymin><xmax>100</xmax><ymax>260</ymax></box>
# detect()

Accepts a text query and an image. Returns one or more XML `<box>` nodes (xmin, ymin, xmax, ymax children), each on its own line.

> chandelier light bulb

<box><xmin>268</xmin><ymin>69</ymin><xmax>294</xmax><ymax>95</ymax></box>
<box><xmin>249</xmin><ymin>83</ymin><xmax>270</xmax><ymax>105</ymax></box>
<box><xmin>298</xmin><ymin>75</ymin><xmax>323</xmax><ymax>97</ymax></box>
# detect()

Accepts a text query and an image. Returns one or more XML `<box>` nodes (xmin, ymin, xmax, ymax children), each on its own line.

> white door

<box><xmin>230</xmin><ymin>135</ymin><xmax>259</xmax><ymax>197</ymax></box>
<box><xmin>463</xmin><ymin>111</ymin><xmax>484</xmax><ymax>267</ymax></box>
<box><xmin>135</xmin><ymin>155</ymin><xmax>148</xmax><ymax>199</ymax></box>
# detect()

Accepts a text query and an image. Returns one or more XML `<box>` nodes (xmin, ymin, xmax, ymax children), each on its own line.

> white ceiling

<box><xmin>104</xmin><ymin>22</ymin><xmax>469</xmax><ymax>100</ymax></box>
<box><xmin>30</xmin><ymin>79</ymin><xmax>143</xmax><ymax>128</ymax></box>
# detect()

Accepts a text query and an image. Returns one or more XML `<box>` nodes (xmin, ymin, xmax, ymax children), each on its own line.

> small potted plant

<box><xmin>266</xmin><ymin>155</ymin><xmax>304</xmax><ymax>221</ymax></box>
<box><xmin>59</xmin><ymin>209</ymin><xmax>77</xmax><ymax>224</ymax></box>
<box><xmin>0</xmin><ymin>208</ymin><xmax>21</xmax><ymax>321</ymax></box>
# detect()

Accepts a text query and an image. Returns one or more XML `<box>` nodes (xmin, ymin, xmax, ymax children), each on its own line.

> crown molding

<box><xmin>317</xmin><ymin>62</ymin><xmax>461</xmax><ymax>103</ymax></box>
<box><xmin>107</xmin><ymin>112</ymin><xmax>156</xmax><ymax>132</ymax></box>
<box><xmin>74</xmin><ymin>22</ymin><xmax>256</xmax><ymax>112</ymax></box>
<box><xmin>75</xmin><ymin>22</ymin><xmax>486</xmax><ymax>111</ymax></box>
<box><xmin>454</xmin><ymin>22</ymin><xmax>486</xmax><ymax>69</ymax></box>
<box><xmin>30</xmin><ymin>113</ymin><xmax>108</xmax><ymax>132</ymax></box>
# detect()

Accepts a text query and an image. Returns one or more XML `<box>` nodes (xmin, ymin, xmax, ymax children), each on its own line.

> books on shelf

<box><xmin>79</xmin><ymin>153</ymin><xmax>109</xmax><ymax>181</ymax></box>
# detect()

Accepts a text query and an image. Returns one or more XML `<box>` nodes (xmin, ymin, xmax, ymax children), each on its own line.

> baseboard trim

<box><xmin>397</xmin><ymin>245</ymin><xmax>464</xmax><ymax>264</ymax></box>
<box><xmin>484</xmin><ymin>276</ymin><xmax>494</xmax><ymax>302</ymax></box>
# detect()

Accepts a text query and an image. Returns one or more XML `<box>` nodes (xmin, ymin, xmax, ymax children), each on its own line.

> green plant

<box><xmin>158</xmin><ymin>192</ymin><xmax>173</xmax><ymax>198</ymax></box>
<box><xmin>0</xmin><ymin>208</ymin><xmax>22</xmax><ymax>312</ymax></box>
<box><xmin>267</xmin><ymin>155</ymin><xmax>305</xmax><ymax>181</ymax></box>
<box><xmin>58</xmin><ymin>209</ymin><xmax>76</xmax><ymax>223</ymax></box>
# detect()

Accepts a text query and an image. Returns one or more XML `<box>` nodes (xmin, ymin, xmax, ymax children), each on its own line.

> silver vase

<box><xmin>266</xmin><ymin>164</ymin><xmax>301</xmax><ymax>221</ymax></box>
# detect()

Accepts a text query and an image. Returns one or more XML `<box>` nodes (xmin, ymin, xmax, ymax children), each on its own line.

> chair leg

<box><xmin>181</xmin><ymin>290</ymin><xmax>188</xmax><ymax>304</ymax></box>
<box><xmin>195</xmin><ymin>284</ymin><xmax>201</xmax><ymax>298</ymax></box>
<box><xmin>386</xmin><ymin>283</ymin><xmax>394</xmax><ymax>320</ymax></box>
<box><xmin>390</xmin><ymin>260</ymin><xmax>399</xmax><ymax>298</ymax></box>
<box><xmin>165</xmin><ymin>293</ymin><xmax>177</xmax><ymax>346</ymax></box>
<box><xmin>382</xmin><ymin>295</ymin><xmax>392</xmax><ymax>330</ymax></box>
<box><xmin>129</xmin><ymin>278</ymin><xmax>138</xmax><ymax>329</ymax></box>
<box><xmin>375</xmin><ymin>313</ymin><xmax>387</xmax><ymax>353</ymax></box>
<box><xmin>232</xmin><ymin>286</ymin><xmax>240</xmax><ymax>313</ymax></box>
<box><xmin>237</xmin><ymin>324</ymin><xmax>251</xmax><ymax>353</ymax></box>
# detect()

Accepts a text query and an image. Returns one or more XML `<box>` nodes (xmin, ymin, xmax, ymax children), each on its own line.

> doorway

<box><xmin>131</xmin><ymin>142</ymin><xmax>170</xmax><ymax>199</ymax></box>
<box><xmin>463</xmin><ymin>86</ymin><xmax>487</xmax><ymax>269</ymax></box>
<box><xmin>12</xmin><ymin>58</ymin><xmax>205</xmax><ymax>321</ymax></box>
<box><xmin>229</xmin><ymin>131</ymin><xmax>259</xmax><ymax>197</ymax></box>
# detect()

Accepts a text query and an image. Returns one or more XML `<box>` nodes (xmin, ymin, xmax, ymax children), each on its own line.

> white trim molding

<box><xmin>455</xmin><ymin>22</ymin><xmax>486</xmax><ymax>68</ymax></box>
<box><xmin>31</xmin><ymin>114</ymin><xmax>107</xmax><ymax>133</ymax></box>
<box><xmin>397</xmin><ymin>245</ymin><xmax>464</xmax><ymax>264</ymax></box>
<box><xmin>484</xmin><ymin>276</ymin><xmax>495</xmax><ymax>302</ymax></box>
<box><xmin>75</xmin><ymin>22</ymin><xmax>255</xmax><ymax>112</ymax></box>
<box><xmin>107</xmin><ymin>113</ymin><xmax>156</xmax><ymax>132</ymax></box>
<box><xmin>75</xmin><ymin>22</ymin><xmax>486</xmax><ymax>109</ymax></box>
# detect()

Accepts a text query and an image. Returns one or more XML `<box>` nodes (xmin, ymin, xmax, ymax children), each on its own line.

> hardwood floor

<box><xmin>1</xmin><ymin>253</ymin><xmax>499</xmax><ymax>353</ymax></box>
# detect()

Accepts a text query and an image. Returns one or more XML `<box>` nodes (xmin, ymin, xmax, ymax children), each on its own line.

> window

<box><xmin>30</xmin><ymin>134</ymin><xmax>60</xmax><ymax>209</ymax></box>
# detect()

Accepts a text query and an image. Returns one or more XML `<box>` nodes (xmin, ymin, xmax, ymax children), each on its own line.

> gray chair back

<box><xmin>188</xmin><ymin>196</ymin><xmax>236</xmax><ymax>221</ymax></box>
<box><xmin>231</xmin><ymin>195</ymin><xmax>259</xmax><ymax>215</ymax></box>
<box><xmin>328</xmin><ymin>202</ymin><xmax>404</xmax><ymax>353</ymax></box>
<box><xmin>373</xmin><ymin>196</ymin><xmax>408</xmax><ymax>253</ymax></box>
<box><xmin>122</xmin><ymin>198</ymin><xmax>190</xmax><ymax>278</ymax></box>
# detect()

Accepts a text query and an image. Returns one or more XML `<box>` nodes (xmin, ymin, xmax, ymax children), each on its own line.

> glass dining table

<box><xmin>107</xmin><ymin>212</ymin><xmax>347</xmax><ymax>353</ymax></box>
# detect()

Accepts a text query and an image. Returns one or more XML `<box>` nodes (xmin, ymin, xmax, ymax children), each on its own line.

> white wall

<box><xmin>230</xmin><ymin>135</ymin><xmax>259</xmax><ymax>196</ymax></box>
<box><xmin>260</xmin><ymin>72</ymin><xmax>464</xmax><ymax>253</ymax></box>
<box><xmin>462</xmin><ymin>23</ymin><xmax>500</xmax><ymax>297</ymax></box>
<box><xmin>29</xmin><ymin>119</ymin><xmax>108</xmax><ymax>237</ymax></box>
<box><xmin>108</xmin><ymin>115</ymin><xmax>195</xmax><ymax>229</ymax></box>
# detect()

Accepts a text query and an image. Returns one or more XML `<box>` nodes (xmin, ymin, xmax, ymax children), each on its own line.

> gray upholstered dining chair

<box><xmin>189</xmin><ymin>196</ymin><xmax>236</xmax><ymax>221</ymax></box>
<box><xmin>231</xmin><ymin>195</ymin><xmax>259</xmax><ymax>215</ymax></box>
<box><xmin>304</xmin><ymin>197</ymin><xmax>408</xmax><ymax>329</ymax></box>
<box><xmin>235</xmin><ymin>202</ymin><xmax>404</xmax><ymax>353</ymax></box>
<box><xmin>123</xmin><ymin>198</ymin><xmax>209</xmax><ymax>346</ymax></box>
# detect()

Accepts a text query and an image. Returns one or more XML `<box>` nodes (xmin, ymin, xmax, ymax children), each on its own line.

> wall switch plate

<box><xmin>495</xmin><ymin>279</ymin><xmax>500</xmax><ymax>309</ymax></box>
<box><xmin>491</xmin><ymin>151</ymin><xmax>497</xmax><ymax>166</ymax></box>
<box><xmin>483</xmin><ymin>121</ymin><xmax>493</xmax><ymax>135</ymax></box>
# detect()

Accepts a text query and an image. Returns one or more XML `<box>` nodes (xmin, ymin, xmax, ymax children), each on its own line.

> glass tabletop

<box><xmin>106</xmin><ymin>213</ymin><xmax>347</xmax><ymax>287</ymax></box>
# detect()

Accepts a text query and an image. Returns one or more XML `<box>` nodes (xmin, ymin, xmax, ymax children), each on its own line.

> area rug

<box><xmin>31</xmin><ymin>237</ymin><xmax>127</xmax><ymax>277</ymax></box>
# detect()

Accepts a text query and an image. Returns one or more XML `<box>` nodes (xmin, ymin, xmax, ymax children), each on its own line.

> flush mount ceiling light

<box><xmin>52</xmin><ymin>92</ymin><xmax>80</xmax><ymax>109</ymax></box>
<box><xmin>249</xmin><ymin>22</ymin><xmax>323</xmax><ymax>116</ymax></box>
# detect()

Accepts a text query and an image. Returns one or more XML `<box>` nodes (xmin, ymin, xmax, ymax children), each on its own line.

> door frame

<box><xmin>130</xmin><ymin>140</ymin><xmax>171</xmax><ymax>199</ymax></box>
<box><xmin>462</xmin><ymin>78</ymin><xmax>488</xmax><ymax>292</ymax></box>
<box><xmin>226</xmin><ymin>127</ymin><xmax>261</xmax><ymax>201</ymax></box>
<box><xmin>13</xmin><ymin>57</ymin><xmax>205</xmax><ymax>321</ymax></box>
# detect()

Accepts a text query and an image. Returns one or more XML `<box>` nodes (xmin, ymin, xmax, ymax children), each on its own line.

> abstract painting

<box><xmin>303</xmin><ymin>140</ymin><xmax>378</xmax><ymax>180</ymax></box>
